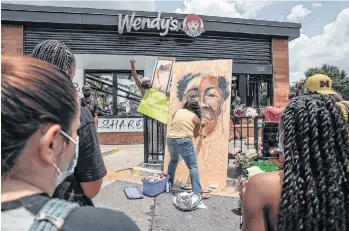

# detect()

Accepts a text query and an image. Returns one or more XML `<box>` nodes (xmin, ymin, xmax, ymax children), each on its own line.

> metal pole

<box><xmin>143</xmin><ymin>115</ymin><xmax>148</xmax><ymax>163</ymax></box>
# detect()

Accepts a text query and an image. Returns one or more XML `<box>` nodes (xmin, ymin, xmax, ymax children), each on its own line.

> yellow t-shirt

<box><xmin>167</xmin><ymin>109</ymin><xmax>196</xmax><ymax>139</ymax></box>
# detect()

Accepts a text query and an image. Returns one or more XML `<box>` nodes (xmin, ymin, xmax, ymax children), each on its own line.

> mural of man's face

<box><xmin>182</xmin><ymin>75</ymin><xmax>224</xmax><ymax>136</ymax></box>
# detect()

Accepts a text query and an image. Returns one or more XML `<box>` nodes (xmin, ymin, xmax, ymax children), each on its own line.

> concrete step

<box><xmin>101</xmin><ymin>146</ymin><xmax>120</xmax><ymax>156</ymax></box>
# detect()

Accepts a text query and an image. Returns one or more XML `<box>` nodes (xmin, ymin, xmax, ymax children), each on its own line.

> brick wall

<box><xmin>98</xmin><ymin>132</ymin><xmax>144</xmax><ymax>145</ymax></box>
<box><xmin>1</xmin><ymin>25</ymin><xmax>23</xmax><ymax>56</ymax></box>
<box><xmin>272</xmin><ymin>38</ymin><xmax>290</xmax><ymax>108</ymax></box>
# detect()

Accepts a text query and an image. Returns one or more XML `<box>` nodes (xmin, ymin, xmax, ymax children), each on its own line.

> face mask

<box><xmin>53</xmin><ymin>130</ymin><xmax>79</xmax><ymax>186</ymax></box>
<box><xmin>141</xmin><ymin>81</ymin><xmax>150</xmax><ymax>89</ymax></box>
<box><xmin>278</xmin><ymin>131</ymin><xmax>284</xmax><ymax>156</ymax></box>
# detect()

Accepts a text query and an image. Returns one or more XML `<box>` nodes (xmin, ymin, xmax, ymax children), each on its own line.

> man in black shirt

<box><xmin>30</xmin><ymin>40</ymin><xmax>107</xmax><ymax>206</ymax></box>
<box><xmin>81</xmin><ymin>85</ymin><xmax>99</xmax><ymax>128</ymax></box>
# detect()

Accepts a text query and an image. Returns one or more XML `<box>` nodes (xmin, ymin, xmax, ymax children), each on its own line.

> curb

<box><xmin>102</xmin><ymin>148</ymin><xmax>120</xmax><ymax>157</ymax></box>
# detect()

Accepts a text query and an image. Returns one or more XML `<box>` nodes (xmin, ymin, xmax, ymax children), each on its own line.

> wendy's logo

<box><xmin>181</xmin><ymin>14</ymin><xmax>205</xmax><ymax>37</ymax></box>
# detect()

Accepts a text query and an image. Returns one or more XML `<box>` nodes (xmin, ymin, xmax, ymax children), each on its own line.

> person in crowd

<box><xmin>1</xmin><ymin>56</ymin><xmax>140</xmax><ymax>230</ymax></box>
<box><xmin>231</xmin><ymin>96</ymin><xmax>243</xmax><ymax>140</ymax></box>
<box><xmin>31</xmin><ymin>40</ymin><xmax>106</xmax><ymax>206</ymax></box>
<box><xmin>130</xmin><ymin>59</ymin><xmax>165</xmax><ymax>156</ymax></box>
<box><xmin>166</xmin><ymin>101</ymin><xmax>210</xmax><ymax>199</ymax></box>
<box><xmin>242</xmin><ymin>92</ymin><xmax>349</xmax><ymax>231</ymax></box>
<box><xmin>304</xmin><ymin>74</ymin><xmax>344</xmax><ymax>101</ymax></box>
<box><xmin>81</xmin><ymin>84</ymin><xmax>99</xmax><ymax>128</ymax></box>
<box><xmin>304</xmin><ymin>74</ymin><xmax>349</xmax><ymax>128</ymax></box>
<box><xmin>130</xmin><ymin>60</ymin><xmax>151</xmax><ymax>96</ymax></box>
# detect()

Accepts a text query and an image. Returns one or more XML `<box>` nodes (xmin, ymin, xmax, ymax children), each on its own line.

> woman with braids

<box><xmin>166</xmin><ymin>101</ymin><xmax>210</xmax><ymax>199</ymax></box>
<box><xmin>1</xmin><ymin>56</ymin><xmax>140</xmax><ymax>230</ymax></box>
<box><xmin>31</xmin><ymin>39</ymin><xmax>76</xmax><ymax>78</ymax></box>
<box><xmin>242</xmin><ymin>92</ymin><xmax>349</xmax><ymax>231</ymax></box>
<box><xmin>31</xmin><ymin>40</ymin><xmax>107</xmax><ymax>207</ymax></box>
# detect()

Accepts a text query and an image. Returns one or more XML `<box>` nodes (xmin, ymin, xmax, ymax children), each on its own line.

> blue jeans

<box><xmin>167</xmin><ymin>138</ymin><xmax>202</xmax><ymax>194</ymax></box>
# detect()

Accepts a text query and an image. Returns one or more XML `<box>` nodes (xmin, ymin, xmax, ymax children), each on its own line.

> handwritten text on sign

<box><xmin>97</xmin><ymin>118</ymin><xmax>143</xmax><ymax>133</ymax></box>
<box><xmin>137</xmin><ymin>88</ymin><xmax>169</xmax><ymax>124</ymax></box>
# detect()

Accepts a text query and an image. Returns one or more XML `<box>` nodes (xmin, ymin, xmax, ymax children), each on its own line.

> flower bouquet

<box><xmin>232</xmin><ymin>149</ymin><xmax>264</xmax><ymax>216</ymax></box>
<box><xmin>244</xmin><ymin>107</ymin><xmax>259</xmax><ymax>118</ymax></box>
<box><xmin>233</xmin><ymin>106</ymin><xmax>244</xmax><ymax>117</ymax></box>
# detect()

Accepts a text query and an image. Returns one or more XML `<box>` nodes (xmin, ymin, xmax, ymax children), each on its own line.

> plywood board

<box><xmin>164</xmin><ymin>59</ymin><xmax>232</xmax><ymax>189</ymax></box>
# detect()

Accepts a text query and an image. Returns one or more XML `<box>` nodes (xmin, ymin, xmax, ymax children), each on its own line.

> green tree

<box><xmin>304</xmin><ymin>64</ymin><xmax>349</xmax><ymax>99</ymax></box>
<box><xmin>289</xmin><ymin>79</ymin><xmax>305</xmax><ymax>97</ymax></box>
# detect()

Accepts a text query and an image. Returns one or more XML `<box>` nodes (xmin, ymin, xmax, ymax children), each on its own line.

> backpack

<box><xmin>336</xmin><ymin>101</ymin><xmax>349</xmax><ymax>121</ymax></box>
<box><xmin>2</xmin><ymin>198</ymin><xmax>79</xmax><ymax>231</ymax></box>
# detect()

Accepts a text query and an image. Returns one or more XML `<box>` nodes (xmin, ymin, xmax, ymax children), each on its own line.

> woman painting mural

<box><xmin>166</xmin><ymin>101</ymin><xmax>209</xmax><ymax>199</ymax></box>
<box><xmin>177</xmin><ymin>73</ymin><xmax>230</xmax><ymax>137</ymax></box>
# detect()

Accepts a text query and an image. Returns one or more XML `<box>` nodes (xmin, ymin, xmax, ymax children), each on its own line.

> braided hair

<box><xmin>277</xmin><ymin>92</ymin><xmax>349</xmax><ymax>231</ymax></box>
<box><xmin>31</xmin><ymin>40</ymin><xmax>75</xmax><ymax>78</ymax></box>
<box><xmin>183</xmin><ymin>101</ymin><xmax>202</xmax><ymax>119</ymax></box>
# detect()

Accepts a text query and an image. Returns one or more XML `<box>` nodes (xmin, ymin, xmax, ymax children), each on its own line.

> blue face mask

<box><xmin>278</xmin><ymin>131</ymin><xmax>284</xmax><ymax>155</ymax></box>
<box><xmin>53</xmin><ymin>131</ymin><xmax>79</xmax><ymax>186</ymax></box>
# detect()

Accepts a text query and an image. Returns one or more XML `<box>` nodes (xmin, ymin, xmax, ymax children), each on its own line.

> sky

<box><xmin>4</xmin><ymin>0</ymin><xmax>349</xmax><ymax>83</ymax></box>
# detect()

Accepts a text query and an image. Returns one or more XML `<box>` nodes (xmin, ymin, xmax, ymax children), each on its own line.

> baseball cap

<box><xmin>304</xmin><ymin>74</ymin><xmax>338</xmax><ymax>95</ymax></box>
<box><xmin>142</xmin><ymin>77</ymin><xmax>151</xmax><ymax>82</ymax></box>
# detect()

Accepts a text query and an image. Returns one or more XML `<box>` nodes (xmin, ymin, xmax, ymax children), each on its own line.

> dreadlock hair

<box><xmin>31</xmin><ymin>40</ymin><xmax>75</xmax><ymax>78</ymax></box>
<box><xmin>183</xmin><ymin>100</ymin><xmax>202</xmax><ymax>119</ymax></box>
<box><xmin>277</xmin><ymin>92</ymin><xmax>349</xmax><ymax>231</ymax></box>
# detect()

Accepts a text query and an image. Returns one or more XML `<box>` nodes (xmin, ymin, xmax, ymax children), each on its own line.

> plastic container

<box><xmin>142</xmin><ymin>177</ymin><xmax>169</xmax><ymax>197</ymax></box>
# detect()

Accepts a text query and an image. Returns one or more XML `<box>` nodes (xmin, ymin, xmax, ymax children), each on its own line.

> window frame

<box><xmin>84</xmin><ymin>69</ymin><xmax>144</xmax><ymax>118</ymax></box>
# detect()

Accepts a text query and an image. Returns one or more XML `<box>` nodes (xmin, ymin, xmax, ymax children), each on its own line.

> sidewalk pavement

<box><xmin>96</xmin><ymin>145</ymin><xmax>241</xmax><ymax>230</ymax></box>
<box><xmin>93</xmin><ymin>180</ymin><xmax>241</xmax><ymax>231</ymax></box>
<box><xmin>100</xmin><ymin>145</ymin><xmax>239</xmax><ymax>197</ymax></box>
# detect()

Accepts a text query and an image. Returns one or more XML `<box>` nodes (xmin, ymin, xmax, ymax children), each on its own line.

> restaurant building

<box><xmin>1</xmin><ymin>3</ymin><xmax>301</xmax><ymax>146</ymax></box>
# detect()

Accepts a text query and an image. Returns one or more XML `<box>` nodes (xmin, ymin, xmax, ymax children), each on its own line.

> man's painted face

<box><xmin>187</xmin><ymin>20</ymin><xmax>199</xmax><ymax>32</ymax></box>
<box><xmin>182</xmin><ymin>75</ymin><xmax>223</xmax><ymax>136</ymax></box>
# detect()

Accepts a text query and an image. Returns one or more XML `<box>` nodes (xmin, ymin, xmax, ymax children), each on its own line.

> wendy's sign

<box><xmin>118</xmin><ymin>12</ymin><xmax>178</xmax><ymax>36</ymax></box>
<box><xmin>117</xmin><ymin>12</ymin><xmax>205</xmax><ymax>37</ymax></box>
<box><xmin>181</xmin><ymin>14</ymin><xmax>205</xmax><ymax>38</ymax></box>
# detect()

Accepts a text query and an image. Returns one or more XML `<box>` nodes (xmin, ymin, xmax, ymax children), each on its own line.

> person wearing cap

<box><xmin>304</xmin><ymin>74</ymin><xmax>348</xmax><ymax>124</ymax></box>
<box><xmin>81</xmin><ymin>85</ymin><xmax>99</xmax><ymax>128</ymax></box>
<box><xmin>304</xmin><ymin>74</ymin><xmax>344</xmax><ymax>101</ymax></box>
<box><xmin>130</xmin><ymin>60</ymin><xmax>151</xmax><ymax>96</ymax></box>
<box><xmin>130</xmin><ymin>60</ymin><xmax>166</xmax><ymax>157</ymax></box>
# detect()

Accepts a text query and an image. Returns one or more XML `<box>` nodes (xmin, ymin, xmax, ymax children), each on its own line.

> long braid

<box><xmin>325</xmin><ymin>96</ymin><xmax>348</xmax><ymax>230</ymax></box>
<box><xmin>277</xmin><ymin>92</ymin><xmax>349</xmax><ymax>231</ymax></box>
<box><xmin>300</xmin><ymin>99</ymin><xmax>318</xmax><ymax>231</ymax></box>
<box><xmin>31</xmin><ymin>40</ymin><xmax>75</xmax><ymax>78</ymax></box>
<box><xmin>277</xmin><ymin>100</ymin><xmax>297</xmax><ymax>231</ymax></box>
<box><xmin>307</xmin><ymin>98</ymin><xmax>326</xmax><ymax>230</ymax></box>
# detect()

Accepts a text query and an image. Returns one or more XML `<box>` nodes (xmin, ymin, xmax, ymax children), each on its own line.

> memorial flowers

<box><xmin>232</xmin><ymin>148</ymin><xmax>264</xmax><ymax>216</ymax></box>
<box><xmin>233</xmin><ymin>106</ymin><xmax>258</xmax><ymax>118</ymax></box>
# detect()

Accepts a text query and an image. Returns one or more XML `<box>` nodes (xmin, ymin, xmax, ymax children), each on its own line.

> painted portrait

<box><xmin>151</xmin><ymin>58</ymin><xmax>175</xmax><ymax>94</ymax></box>
<box><xmin>177</xmin><ymin>73</ymin><xmax>230</xmax><ymax>137</ymax></box>
<box><xmin>164</xmin><ymin>59</ymin><xmax>232</xmax><ymax>189</ymax></box>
